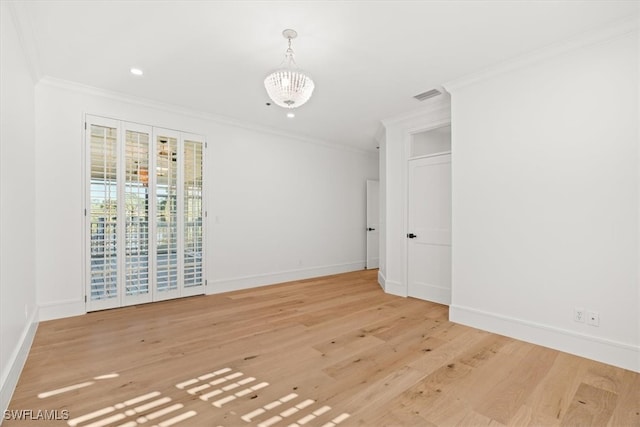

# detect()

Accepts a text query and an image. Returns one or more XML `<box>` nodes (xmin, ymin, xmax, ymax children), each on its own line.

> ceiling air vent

<box><xmin>413</xmin><ymin>88</ymin><xmax>442</xmax><ymax>101</ymax></box>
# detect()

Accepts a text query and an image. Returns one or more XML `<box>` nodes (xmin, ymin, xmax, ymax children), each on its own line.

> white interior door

<box><xmin>407</xmin><ymin>154</ymin><xmax>451</xmax><ymax>305</ymax></box>
<box><xmin>366</xmin><ymin>180</ymin><xmax>379</xmax><ymax>269</ymax></box>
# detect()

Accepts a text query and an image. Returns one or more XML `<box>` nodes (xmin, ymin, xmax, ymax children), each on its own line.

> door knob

<box><xmin>368</xmin><ymin>227</ymin><xmax>375</xmax><ymax>231</ymax></box>
<box><xmin>407</xmin><ymin>233</ymin><xmax>417</xmax><ymax>238</ymax></box>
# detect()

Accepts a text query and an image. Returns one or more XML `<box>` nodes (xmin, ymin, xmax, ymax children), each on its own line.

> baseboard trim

<box><xmin>36</xmin><ymin>264</ymin><xmax>369</xmax><ymax>318</ymax></box>
<box><xmin>1</xmin><ymin>308</ymin><xmax>39</xmax><ymax>418</ymax></box>
<box><xmin>206</xmin><ymin>262</ymin><xmax>366</xmax><ymax>295</ymax></box>
<box><xmin>409</xmin><ymin>284</ymin><xmax>451</xmax><ymax>305</ymax></box>
<box><xmin>365</xmin><ymin>258</ymin><xmax>379</xmax><ymax>270</ymax></box>
<box><xmin>450</xmin><ymin>304</ymin><xmax>640</xmax><ymax>373</ymax></box>
<box><xmin>38</xmin><ymin>298</ymin><xmax>85</xmax><ymax>321</ymax></box>
<box><xmin>384</xmin><ymin>280</ymin><xmax>407</xmax><ymax>297</ymax></box>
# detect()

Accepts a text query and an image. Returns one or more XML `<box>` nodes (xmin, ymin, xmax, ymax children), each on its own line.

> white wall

<box><xmin>380</xmin><ymin>123</ymin><xmax>405</xmax><ymax>296</ymax></box>
<box><xmin>446</xmin><ymin>27</ymin><xmax>639</xmax><ymax>371</ymax></box>
<box><xmin>411</xmin><ymin>125</ymin><xmax>451</xmax><ymax>157</ymax></box>
<box><xmin>0</xmin><ymin>1</ymin><xmax>38</xmax><ymax>414</ymax></box>
<box><xmin>34</xmin><ymin>79</ymin><xmax>378</xmax><ymax>320</ymax></box>
<box><xmin>377</xmin><ymin>133</ymin><xmax>387</xmax><ymax>289</ymax></box>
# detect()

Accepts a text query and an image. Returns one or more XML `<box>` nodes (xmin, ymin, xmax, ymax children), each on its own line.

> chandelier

<box><xmin>264</xmin><ymin>29</ymin><xmax>315</xmax><ymax>109</ymax></box>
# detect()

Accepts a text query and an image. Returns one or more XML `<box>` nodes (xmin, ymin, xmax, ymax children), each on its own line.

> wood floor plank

<box><xmin>563</xmin><ymin>383</ymin><xmax>619</xmax><ymax>426</ymax></box>
<box><xmin>472</xmin><ymin>344</ymin><xmax>558</xmax><ymax>424</ymax></box>
<box><xmin>608</xmin><ymin>369</ymin><xmax>640</xmax><ymax>426</ymax></box>
<box><xmin>519</xmin><ymin>352</ymin><xmax>586</xmax><ymax>425</ymax></box>
<box><xmin>4</xmin><ymin>269</ymin><xmax>638</xmax><ymax>427</ymax></box>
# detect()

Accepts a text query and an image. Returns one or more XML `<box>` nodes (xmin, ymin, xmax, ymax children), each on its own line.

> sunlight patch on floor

<box><xmin>65</xmin><ymin>390</ymin><xmax>195</xmax><ymax>427</ymax></box>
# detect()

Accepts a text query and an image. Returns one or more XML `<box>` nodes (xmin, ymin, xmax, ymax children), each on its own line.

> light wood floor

<box><xmin>6</xmin><ymin>270</ymin><xmax>639</xmax><ymax>427</ymax></box>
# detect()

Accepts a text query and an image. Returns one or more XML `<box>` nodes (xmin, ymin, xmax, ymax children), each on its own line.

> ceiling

<box><xmin>13</xmin><ymin>1</ymin><xmax>639</xmax><ymax>152</ymax></box>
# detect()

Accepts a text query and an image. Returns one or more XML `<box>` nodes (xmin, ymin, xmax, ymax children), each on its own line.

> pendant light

<box><xmin>264</xmin><ymin>29</ymin><xmax>315</xmax><ymax>109</ymax></box>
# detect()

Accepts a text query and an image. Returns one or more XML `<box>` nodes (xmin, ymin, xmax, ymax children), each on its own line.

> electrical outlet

<box><xmin>587</xmin><ymin>311</ymin><xmax>600</xmax><ymax>326</ymax></box>
<box><xmin>574</xmin><ymin>308</ymin><xmax>585</xmax><ymax>323</ymax></box>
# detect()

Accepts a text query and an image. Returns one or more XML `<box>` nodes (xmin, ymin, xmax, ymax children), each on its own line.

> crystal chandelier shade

<box><xmin>264</xmin><ymin>29</ymin><xmax>315</xmax><ymax>109</ymax></box>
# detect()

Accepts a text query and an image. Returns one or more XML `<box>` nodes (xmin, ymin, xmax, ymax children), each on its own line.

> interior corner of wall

<box><xmin>377</xmin><ymin>270</ymin><xmax>386</xmax><ymax>290</ymax></box>
<box><xmin>384</xmin><ymin>280</ymin><xmax>407</xmax><ymax>298</ymax></box>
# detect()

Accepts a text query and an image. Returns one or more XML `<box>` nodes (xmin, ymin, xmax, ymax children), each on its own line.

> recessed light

<box><xmin>130</xmin><ymin>68</ymin><xmax>143</xmax><ymax>76</ymax></box>
<box><xmin>287</xmin><ymin>112</ymin><xmax>295</xmax><ymax>118</ymax></box>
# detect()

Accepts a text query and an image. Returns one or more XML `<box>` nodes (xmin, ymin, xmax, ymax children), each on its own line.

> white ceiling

<box><xmin>14</xmin><ymin>1</ymin><xmax>639</xmax><ymax>152</ymax></box>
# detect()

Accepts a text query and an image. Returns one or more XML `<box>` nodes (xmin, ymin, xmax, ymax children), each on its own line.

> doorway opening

<box><xmin>406</xmin><ymin>124</ymin><xmax>451</xmax><ymax>304</ymax></box>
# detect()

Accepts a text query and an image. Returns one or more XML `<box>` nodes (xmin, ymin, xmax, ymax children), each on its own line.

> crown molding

<box><xmin>36</xmin><ymin>76</ymin><xmax>376</xmax><ymax>156</ymax></box>
<box><xmin>444</xmin><ymin>16</ymin><xmax>639</xmax><ymax>93</ymax></box>
<box><xmin>6</xmin><ymin>1</ymin><xmax>42</xmax><ymax>83</ymax></box>
<box><xmin>381</xmin><ymin>92</ymin><xmax>451</xmax><ymax>128</ymax></box>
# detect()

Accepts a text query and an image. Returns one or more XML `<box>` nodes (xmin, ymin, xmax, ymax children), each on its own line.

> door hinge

<box><xmin>84</xmin><ymin>208</ymin><xmax>87</xmax><ymax>216</ymax></box>
<box><xmin>84</xmin><ymin>122</ymin><xmax>87</xmax><ymax>130</ymax></box>
<box><xmin>205</xmin><ymin>141</ymin><xmax>208</xmax><ymax>149</ymax></box>
<box><xmin>84</xmin><ymin>295</ymin><xmax>87</xmax><ymax>303</ymax></box>
<box><xmin>205</xmin><ymin>280</ymin><xmax>208</xmax><ymax>286</ymax></box>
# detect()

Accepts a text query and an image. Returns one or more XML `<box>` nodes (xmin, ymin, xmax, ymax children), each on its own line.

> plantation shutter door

<box><xmin>86</xmin><ymin>116</ymin><xmax>121</xmax><ymax>311</ymax></box>
<box><xmin>86</xmin><ymin>117</ymin><xmax>206</xmax><ymax>310</ymax></box>
<box><xmin>122</xmin><ymin>123</ymin><xmax>153</xmax><ymax>305</ymax></box>
<box><xmin>153</xmin><ymin>128</ymin><xmax>182</xmax><ymax>301</ymax></box>
<box><xmin>182</xmin><ymin>134</ymin><xmax>205</xmax><ymax>296</ymax></box>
